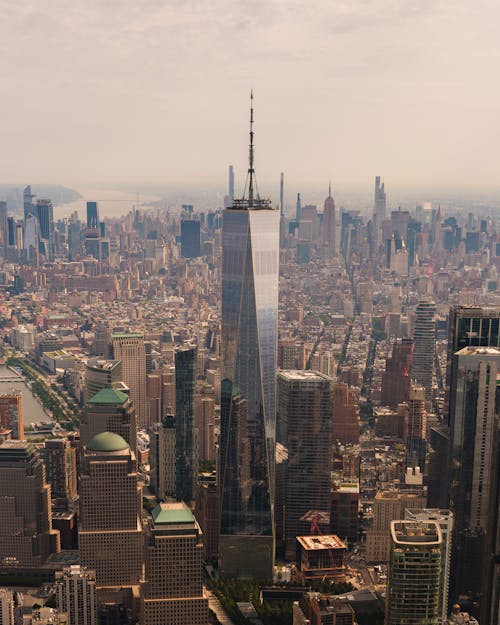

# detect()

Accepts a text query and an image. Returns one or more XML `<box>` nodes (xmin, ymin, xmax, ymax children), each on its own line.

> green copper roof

<box><xmin>88</xmin><ymin>388</ymin><xmax>128</xmax><ymax>405</ymax></box>
<box><xmin>87</xmin><ymin>431</ymin><xmax>129</xmax><ymax>452</ymax></box>
<box><xmin>112</xmin><ymin>333</ymin><xmax>143</xmax><ymax>339</ymax></box>
<box><xmin>151</xmin><ymin>502</ymin><xmax>195</xmax><ymax>525</ymax></box>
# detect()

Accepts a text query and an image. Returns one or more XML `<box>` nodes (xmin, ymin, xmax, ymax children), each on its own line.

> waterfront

<box><xmin>0</xmin><ymin>365</ymin><xmax>48</xmax><ymax>425</ymax></box>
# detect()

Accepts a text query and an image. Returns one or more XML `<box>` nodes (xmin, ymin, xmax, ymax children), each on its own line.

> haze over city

<box><xmin>2</xmin><ymin>0</ymin><xmax>500</xmax><ymax>193</ymax></box>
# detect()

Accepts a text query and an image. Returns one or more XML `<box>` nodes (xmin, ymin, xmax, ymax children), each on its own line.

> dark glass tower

<box><xmin>86</xmin><ymin>202</ymin><xmax>99</xmax><ymax>229</ymax></box>
<box><xmin>175</xmin><ymin>346</ymin><xmax>197</xmax><ymax>503</ymax></box>
<box><xmin>219</xmin><ymin>95</ymin><xmax>280</xmax><ymax>579</ymax></box>
<box><xmin>181</xmin><ymin>219</ymin><xmax>201</xmax><ymax>258</ymax></box>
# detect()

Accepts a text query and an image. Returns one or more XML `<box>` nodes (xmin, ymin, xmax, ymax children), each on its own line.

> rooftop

<box><xmin>391</xmin><ymin>520</ymin><xmax>441</xmax><ymax>545</ymax></box>
<box><xmin>86</xmin><ymin>431</ymin><xmax>129</xmax><ymax>453</ymax></box>
<box><xmin>151</xmin><ymin>502</ymin><xmax>195</xmax><ymax>525</ymax></box>
<box><xmin>87</xmin><ymin>388</ymin><xmax>128</xmax><ymax>405</ymax></box>
<box><xmin>297</xmin><ymin>535</ymin><xmax>347</xmax><ymax>551</ymax></box>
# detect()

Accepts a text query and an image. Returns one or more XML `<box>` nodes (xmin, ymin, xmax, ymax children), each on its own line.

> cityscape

<box><xmin>2</xmin><ymin>2</ymin><xmax>500</xmax><ymax>625</ymax></box>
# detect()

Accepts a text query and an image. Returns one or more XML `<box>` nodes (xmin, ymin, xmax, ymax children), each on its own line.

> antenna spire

<box><xmin>248</xmin><ymin>90</ymin><xmax>255</xmax><ymax>205</ymax></box>
<box><xmin>329</xmin><ymin>180</ymin><xmax>332</xmax><ymax>198</ymax></box>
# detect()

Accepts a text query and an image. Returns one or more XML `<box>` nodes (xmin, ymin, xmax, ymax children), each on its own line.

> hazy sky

<box><xmin>1</xmin><ymin>0</ymin><xmax>499</xmax><ymax>193</ymax></box>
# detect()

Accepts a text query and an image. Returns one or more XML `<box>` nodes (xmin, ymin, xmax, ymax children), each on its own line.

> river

<box><xmin>0</xmin><ymin>365</ymin><xmax>49</xmax><ymax>425</ymax></box>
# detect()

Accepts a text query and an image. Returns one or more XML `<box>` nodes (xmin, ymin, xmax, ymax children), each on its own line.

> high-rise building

<box><xmin>43</xmin><ymin>439</ymin><xmax>78</xmax><ymax>503</ymax></box>
<box><xmin>195</xmin><ymin>472</ymin><xmax>219</xmax><ymax>560</ymax></box>
<box><xmin>55</xmin><ymin>565</ymin><xmax>97</xmax><ymax>625</ymax></box>
<box><xmin>23</xmin><ymin>185</ymin><xmax>35</xmax><ymax>221</ymax></box>
<box><xmin>175</xmin><ymin>346</ymin><xmax>197</xmax><ymax>503</ymax></box>
<box><xmin>86</xmin><ymin>202</ymin><xmax>99</xmax><ymax>229</ymax></box>
<box><xmin>381</xmin><ymin>339</ymin><xmax>413</xmax><ymax>407</ymax></box>
<box><xmin>84</xmin><ymin>359</ymin><xmax>122</xmax><ymax>403</ymax></box>
<box><xmin>149</xmin><ymin>415</ymin><xmax>176</xmax><ymax>500</ymax></box>
<box><xmin>180</xmin><ymin>219</ymin><xmax>201</xmax><ymax>258</ymax></box>
<box><xmin>404</xmin><ymin>509</ymin><xmax>454</xmax><ymax>624</ymax></box>
<box><xmin>0</xmin><ymin>201</ymin><xmax>7</xmax><ymax>257</ymax></box>
<box><xmin>374</xmin><ymin>176</ymin><xmax>387</xmax><ymax>225</ymax></box>
<box><xmin>112</xmin><ymin>333</ymin><xmax>148</xmax><ymax>428</ymax></box>
<box><xmin>139</xmin><ymin>502</ymin><xmax>208</xmax><ymax>625</ymax></box>
<box><xmin>219</xmin><ymin>96</ymin><xmax>280</xmax><ymax>579</ymax></box>
<box><xmin>228</xmin><ymin>165</ymin><xmax>234</xmax><ymax>207</ymax></box>
<box><xmin>405</xmin><ymin>383</ymin><xmax>427</xmax><ymax>472</ymax></box>
<box><xmin>332</xmin><ymin>381</ymin><xmax>360</xmax><ymax>445</ymax></box>
<box><xmin>410</xmin><ymin>300</ymin><xmax>436</xmax><ymax>401</ymax></box>
<box><xmin>0</xmin><ymin>440</ymin><xmax>60</xmax><ymax>566</ymax></box>
<box><xmin>448</xmin><ymin>346</ymin><xmax>500</xmax><ymax>607</ymax></box>
<box><xmin>277</xmin><ymin>371</ymin><xmax>333</xmax><ymax>559</ymax></box>
<box><xmin>330</xmin><ymin>484</ymin><xmax>360</xmax><ymax>542</ymax></box>
<box><xmin>78</xmin><ymin>432</ymin><xmax>143</xmax><ymax>588</ymax></box>
<box><xmin>36</xmin><ymin>199</ymin><xmax>55</xmax><ymax>260</ymax></box>
<box><xmin>0</xmin><ymin>393</ymin><xmax>24</xmax><ymax>439</ymax></box>
<box><xmin>0</xmin><ymin>588</ymin><xmax>14</xmax><ymax>625</ymax></box>
<box><xmin>386</xmin><ymin>520</ymin><xmax>442</xmax><ymax>625</ymax></box>
<box><xmin>322</xmin><ymin>184</ymin><xmax>336</xmax><ymax>257</ymax></box>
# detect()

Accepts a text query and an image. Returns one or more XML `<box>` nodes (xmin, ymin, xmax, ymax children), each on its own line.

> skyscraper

<box><xmin>84</xmin><ymin>359</ymin><xmax>122</xmax><ymax>403</ymax></box>
<box><xmin>374</xmin><ymin>175</ymin><xmax>386</xmax><ymax>225</ymax></box>
<box><xmin>43</xmin><ymin>439</ymin><xmax>78</xmax><ymax>503</ymax></box>
<box><xmin>228</xmin><ymin>164</ymin><xmax>234</xmax><ymax>207</ymax></box>
<box><xmin>0</xmin><ymin>392</ymin><xmax>24</xmax><ymax>439</ymax></box>
<box><xmin>0</xmin><ymin>589</ymin><xmax>14</xmax><ymax>625</ymax></box>
<box><xmin>277</xmin><ymin>370</ymin><xmax>333</xmax><ymax>559</ymax></box>
<box><xmin>149</xmin><ymin>415</ymin><xmax>176</xmax><ymax>500</ymax></box>
<box><xmin>80</xmin><ymin>388</ymin><xmax>137</xmax><ymax>457</ymax></box>
<box><xmin>36</xmin><ymin>199</ymin><xmax>55</xmax><ymax>261</ymax></box>
<box><xmin>381</xmin><ymin>339</ymin><xmax>413</xmax><ymax>407</ymax></box>
<box><xmin>219</xmin><ymin>95</ymin><xmax>280</xmax><ymax>579</ymax></box>
<box><xmin>175</xmin><ymin>346</ymin><xmax>197</xmax><ymax>503</ymax></box>
<box><xmin>448</xmin><ymin>346</ymin><xmax>500</xmax><ymax>608</ymax></box>
<box><xmin>405</xmin><ymin>383</ymin><xmax>427</xmax><ymax>472</ymax></box>
<box><xmin>410</xmin><ymin>300</ymin><xmax>436</xmax><ymax>401</ymax></box>
<box><xmin>86</xmin><ymin>202</ymin><xmax>99</xmax><ymax>229</ymax></box>
<box><xmin>386</xmin><ymin>520</ymin><xmax>442</xmax><ymax>625</ymax></box>
<box><xmin>23</xmin><ymin>185</ymin><xmax>35</xmax><ymax>221</ymax></box>
<box><xmin>78</xmin><ymin>432</ymin><xmax>143</xmax><ymax>588</ymax></box>
<box><xmin>0</xmin><ymin>440</ymin><xmax>60</xmax><ymax>566</ymax></box>
<box><xmin>322</xmin><ymin>183</ymin><xmax>336</xmax><ymax>257</ymax></box>
<box><xmin>112</xmin><ymin>333</ymin><xmax>148</xmax><ymax>428</ymax></box>
<box><xmin>55</xmin><ymin>565</ymin><xmax>97</xmax><ymax>625</ymax></box>
<box><xmin>0</xmin><ymin>201</ymin><xmax>7</xmax><ymax>257</ymax></box>
<box><xmin>180</xmin><ymin>219</ymin><xmax>201</xmax><ymax>258</ymax></box>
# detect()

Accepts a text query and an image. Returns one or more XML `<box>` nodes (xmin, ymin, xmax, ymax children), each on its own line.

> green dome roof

<box><xmin>87</xmin><ymin>431</ymin><xmax>129</xmax><ymax>453</ymax></box>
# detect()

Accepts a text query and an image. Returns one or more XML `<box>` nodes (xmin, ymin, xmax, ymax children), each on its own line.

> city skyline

<box><xmin>1</xmin><ymin>1</ymin><xmax>500</xmax><ymax>189</ymax></box>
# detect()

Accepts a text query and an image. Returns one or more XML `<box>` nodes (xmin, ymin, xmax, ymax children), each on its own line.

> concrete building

<box><xmin>404</xmin><ymin>509</ymin><xmax>453</xmax><ymax>623</ymax></box>
<box><xmin>332</xmin><ymin>382</ymin><xmax>360</xmax><ymax>445</ymax></box>
<box><xmin>366</xmin><ymin>488</ymin><xmax>427</xmax><ymax>563</ymax></box>
<box><xmin>296</xmin><ymin>535</ymin><xmax>347</xmax><ymax>581</ymax></box>
<box><xmin>139</xmin><ymin>502</ymin><xmax>208</xmax><ymax>625</ymax></box>
<box><xmin>78</xmin><ymin>432</ymin><xmax>143</xmax><ymax>589</ymax></box>
<box><xmin>84</xmin><ymin>359</ymin><xmax>122</xmax><ymax>404</ymax></box>
<box><xmin>330</xmin><ymin>484</ymin><xmax>359</xmax><ymax>542</ymax></box>
<box><xmin>112</xmin><ymin>333</ymin><xmax>148</xmax><ymax>428</ymax></box>
<box><xmin>410</xmin><ymin>300</ymin><xmax>436</xmax><ymax>401</ymax></box>
<box><xmin>0</xmin><ymin>440</ymin><xmax>60</xmax><ymax>566</ymax></box>
<box><xmin>0</xmin><ymin>588</ymin><xmax>14</xmax><ymax>625</ymax></box>
<box><xmin>149</xmin><ymin>415</ymin><xmax>176</xmax><ymax>500</ymax></box>
<box><xmin>43</xmin><ymin>439</ymin><xmax>78</xmax><ymax>503</ymax></box>
<box><xmin>381</xmin><ymin>340</ymin><xmax>413</xmax><ymax>408</ymax></box>
<box><xmin>55</xmin><ymin>565</ymin><xmax>97</xmax><ymax>625</ymax></box>
<box><xmin>80</xmin><ymin>388</ymin><xmax>137</xmax><ymax>458</ymax></box>
<box><xmin>293</xmin><ymin>592</ymin><xmax>355</xmax><ymax>625</ymax></box>
<box><xmin>0</xmin><ymin>393</ymin><xmax>24</xmax><ymax>440</ymax></box>
<box><xmin>278</xmin><ymin>370</ymin><xmax>333</xmax><ymax>559</ymax></box>
<box><xmin>386</xmin><ymin>520</ymin><xmax>442</xmax><ymax>625</ymax></box>
<box><xmin>405</xmin><ymin>383</ymin><xmax>427</xmax><ymax>472</ymax></box>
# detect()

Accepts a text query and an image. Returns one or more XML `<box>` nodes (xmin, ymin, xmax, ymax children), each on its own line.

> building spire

<box><xmin>329</xmin><ymin>180</ymin><xmax>332</xmax><ymax>198</ymax></box>
<box><xmin>248</xmin><ymin>90</ymin><xmax>255</xmax><ymax>205</ymax></box>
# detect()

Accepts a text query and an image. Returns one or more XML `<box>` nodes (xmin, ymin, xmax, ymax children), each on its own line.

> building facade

<box><xmin>112</xmin><ymin>333</ymin><xmax>148</xmax><ymax>428</ymax></box>
<box><xmin>55</xmin><ymin>565</ymin><xmax>97</xmax><ymax>625</ymax></box>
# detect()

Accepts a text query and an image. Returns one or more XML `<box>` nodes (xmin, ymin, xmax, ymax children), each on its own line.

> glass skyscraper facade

<box><xmin>175</xmin><ymin>346</ymin><xmax>197</xmax><ymax>503</ymax></box>
<box><xmin>219</xmin><ymin>201</ymin><xmax>279</xmax><ymax>579</ymax></box>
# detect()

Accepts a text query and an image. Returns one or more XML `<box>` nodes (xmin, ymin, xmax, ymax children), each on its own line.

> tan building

<box><xmin>365</xmin><ymin>488</ymin><xmax>426</xmax><ymax>563</ymax></box>
<box><xmin>0</xmin><ymin>588</ymin><xmax>14</xmax><ymax>625</ymax></box>
<box><xmin>112</xmin><ymin>333</ymin><xmax>148</xmax><ymax>428</ymax></box>
<box><xmin>84</xmin><ymin>359</ymin><xmax>122</xmax><ymax>404</ymax></box>
<box><xmin>80</xmin><ymin>388</ymin><xmax>137</xmax><ymax>457</ymax></box>
<box><xmin>0</xmin><ymin>393</ymin><xmax>23</xmax><ymax>440</ymax></box>
<box><xmin>0</xmin><ymin>440</ymin><xmax>60</xmax><ymax>566</ymax></box>
<box><xmin>148</xmin><ymin>415</ymin><xmax>176</xmax><ymax>500</ymax></box>
<box><xmin>140</xmin><ymin>502</ymin><xmax>208</xmax><ymax>625</ymax></box>
<box><xmin>43</xmin><ymin>439</ymin><xmax>78</xmax><ymax>503</ymax></box>
<box><xmin>78</xmin><ymin>432</ymin><xmax>143</xmax><ymax>589</ymax></box>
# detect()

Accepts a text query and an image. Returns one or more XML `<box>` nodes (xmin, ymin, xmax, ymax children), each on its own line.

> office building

<box><xmin>277</xmin><ymin>370</ymin><xmax>333</xmax><ymax>559</ymax></box>
<box><xmin>149</xmin><ymin>415</ymin><xmax>176</xmax><ymax>500</ymax></box>
<box><xmin>80</xmin><ymin>388</ymin><xmax>137</xmax><ymax>458</ymax></box>
<box><xmin>84</xmin><ymin>359</ymin><xmax>122</xmax><ymax>403</ymax></box>
<box><xmin>332</xmin><ymin>381</ymin><xmax>360</xmax><ymax>445</ymax></box>
<box><xmin>330</xmin><ymin>484</ymin><xmax>360</xmax><ymax>542</ymax></box>
<box><xmin>139</xmin><ymin>502</ymin><xmax>208</xmax><ymax>625</ymax></box>
<box><xmin>78</xmin><ymin>432</ymin><xmax>143</xmax><ymax>588</ymax></box>
<box><xmin>195</xmin><ymin>472</ymin><xmax>219</xmax><ymax>559</ymax></box>
<box><xmin>405</xmin><ymin>383</ymin><xmax>427</xmax><ymax>472</ymax></box>
<box><xmin>112</xmin><ymin>333</ymin><xmax>148</xmax><ymax>428</ymax></box>
<box><xmin>374</xmin><ymin>176</ymin><xmax>386</xmax><ymax>225</ymax></box>
<box><xmin>219</xmin><ymin>97</ymin><xmax>280</xmax><ymax>579</ymax></box>
<box><xmin>0</xmin><ymin>588</ymin><xmax>14</xmax><ymax>625</ymax></box>
<box><xmin>381</xmin><ymin>340</ymin><xmax>413</xmax><ymax>407</ymax></box>
<box><xmin>322</xmin><ymin>184</ymin><xmax>336</xmax><ymax>257</ymax></box>
<box><xmin>23</xmin><ymin>185</ymin><xmax>35</xmax><ymax>220</ymax></box>
<box><xmin>410</xmin><ymin>300</ymin><xmax>436</xmax><ymax>401</ymax></box>
<box><xmin>0</xmin><ymin>440</ymin><xmax>60</xmax><ymax>566</ymax></box>
<box><xmin>448</xmin><ymin>346</ymin><xmax>500</xmax><ymax>606</ymax></box>
<box><xmin>366</xmin><ymin>488</ymin><xmax>427</xmax><ymax>562</ymax></box>
<box><xmin>55</xmin><ymin>565</ymin><xmax>97</xmax><ymax>625</ymax></box>
<box><xmin>175</xmin><ymin>346</ymin><xmax>197</xmax><ymax>503</ymax></box>
<box><xmin>180</xmin><ymin>219</ymin><xmax>201</xmax><ymax>258</ymax></box>
<box><xmin>0</xmin><ymin>393</ymin><xmax>24</xmax><ymax>439</ymax></box>
<box><xmin>294</xmin><ymin>592</ymin><xmax>355</xmax><ymax>625</ymax></box>
<box><xmin>43</xmin><ymin>439</ymin><xmax>78</xmax><ymax>503</ymax></box>
<box><xmin>86</xmin><ymin>202</ymin><xmax>99</xmax><ymax>229</ymax></box>
<box><xmin>0</xmin><ymin>201</ymin><xmax>7</xmax><ymax>257</ymax></box>
<box><xmin>36</xmin><ymin>199</ymin><xmax>55</xmax><ymax>261</ymax></box>
<box><xmin>404</xmin><ymin>509</ymin><xmax>453</xmax><ymax>623</ymax></box>
<box><xmin>386</xmin><ymin>520</ymin><xmax>442</xmax><ymax>625</ymax></box>
<box><xmin>296</xmin><ymin>535</ymin><xmax>347</xmax><ymax>581</ymax></box>
<box><xmin>228</xmin><ymin>165</ymin><xmax>234</xmax><ymax>206</ymax></box>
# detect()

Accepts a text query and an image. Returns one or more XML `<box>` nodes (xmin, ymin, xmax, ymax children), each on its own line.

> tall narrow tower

<box><xmin>410</xmin><ymin>300</ymin><xmax>436</xmax><ymax>401</ymax></box>
<box><xmin>322</xmin><ymin>182</ymin><xmax>336</xmax><ymax>257</ymax></box>
<box><xmin>112</xmin><ymin>333</ymin><xmax>148</xmax><ymax>428</ymax></box>
<box><xmin>220</xmin><ymin>94</ymin><xmax>280</xmax><ymax>579</ymax></box>
<box><xmin>228</xmin><ymin>165</ymin><xmax>234</xmax><ymax>207</ymax></box>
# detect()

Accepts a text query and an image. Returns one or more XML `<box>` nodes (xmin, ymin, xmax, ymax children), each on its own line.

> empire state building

<box><xmin>219</xmin><ymin>95</ymin><xmax>279</xmax><ymax>579</ymax></box>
